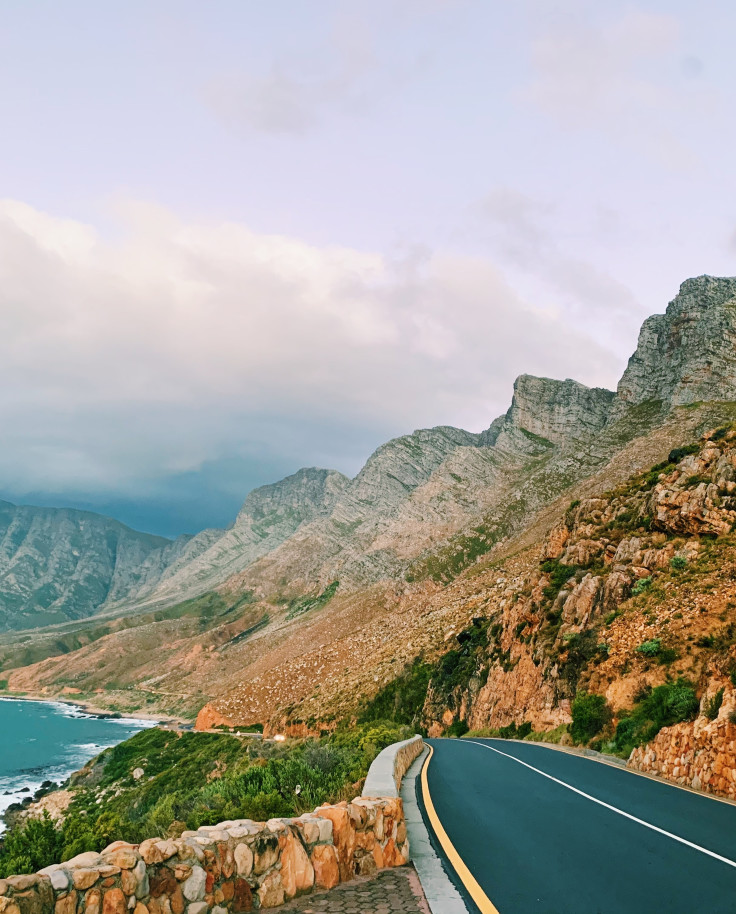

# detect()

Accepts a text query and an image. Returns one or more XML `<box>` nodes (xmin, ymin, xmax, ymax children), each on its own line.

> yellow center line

<box><xmin>420</xmin><ymin>743</ymin><xmax>501</xmax><ymax>914</ymax></box>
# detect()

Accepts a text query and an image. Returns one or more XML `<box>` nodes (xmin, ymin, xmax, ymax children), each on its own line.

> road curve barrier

<box><xmin>363</xmin><ymin>734</ymin><xmax>425</xmax><ymax>798</ymax></box>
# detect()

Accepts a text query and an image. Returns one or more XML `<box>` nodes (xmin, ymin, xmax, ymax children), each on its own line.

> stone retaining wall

<box><xmin>362</xmin><ymin>736</ymin><xmax>424</xmax><ymax>798</ymax></box>
<box><xmin>0</xmin><ymin>797</ymin><xmax>408</xmax><ymax>913</ymax></box>
<box><xmin>628</xmin><ymin>688</ymin><xmax>736</xmax><ymax>798</ymax></box>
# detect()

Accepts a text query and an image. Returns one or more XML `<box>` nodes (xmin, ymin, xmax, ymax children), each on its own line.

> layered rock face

<box><xmin>489</xmin><ymin>374</ymin><xmax>615</xmax><ymax>448</ymax></box>
<box><xmin>616</xmin><ymin>275</ymin><xmax>736</xmax><ymax>411</ymax></box>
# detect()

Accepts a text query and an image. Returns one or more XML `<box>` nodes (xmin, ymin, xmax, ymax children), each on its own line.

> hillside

<box><xmin>4</xmin><ymin>275</ymin><xmax>736</xmax><ymax>754</ymax></box>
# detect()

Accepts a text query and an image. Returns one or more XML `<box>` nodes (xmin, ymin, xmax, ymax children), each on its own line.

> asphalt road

<box><xmin>421</xmin><ymin>738</ymin><xmax>736</xmax><ymax>914</ymax></box>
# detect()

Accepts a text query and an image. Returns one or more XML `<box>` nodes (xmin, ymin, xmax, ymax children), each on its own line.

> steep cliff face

<box><xmin>615</xmin><ymin>275</ymin><xmax>736</xmax><ymax>411</ymax></box>
<box><xmin>492</xmin><ymin>375</ymin><xmax>615</xmax><ymax>448</ymax></box>
<box><xmin>421</xmin><ymin>424</ymin><xmax>736</xmax><ymax>753</ymax></box>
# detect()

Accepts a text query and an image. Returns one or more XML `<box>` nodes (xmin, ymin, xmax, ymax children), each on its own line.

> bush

<box><xmin>358</xmin><ymin>657</ymin><xmax>432</xmax><ymax>728</ymax></box>
<box><xmin>570</xmin><ymin>693</ymin><xmax>611</xmax><ymax>744</ymax></box>
<box><xmin>636</xmin><ymin>639</ymin><xmax>661</xmax><ymax>657</ymax></box>
<box><xmin>0</xmin><ymin>722</ymin><xmax>408</xmax><ymax>875</ymax></box>
<box><xmin>446</xmin><ymin>719</ymin><xmax>469</xmax><ymax>738</ymax></box>
<box><xmin>540</xmin><ymin>560</ymin><xmax>577</xmax><ymax>601</ymax></box>
<box><xmin>704</xmin><ymin>688</ymin><xmax>724</xmax><ymax>721</ymax></box>
<box><xmin>667</xmin><ymin>444</ymin><xmax>700</xmax><ymax>464</ymax></box>
<box><xmin>670</xmin><ymin>556</ymin><xmax>688</xmax><ymax>570</ymax></box>
<box><xmin>632</xmin><ymin>577</ymin><xmax>652</xmax><ymax>597</ymax></box>
<box><xmin>613</xmin><ymin>678</ymin><xmax>699</xmax><ymax>757</ymax></box>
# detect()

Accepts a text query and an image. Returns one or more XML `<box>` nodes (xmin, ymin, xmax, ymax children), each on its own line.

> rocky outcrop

<box><xmin>615</xmin><ymin>275</ymin><xmax>736</xmax><ymax>412</ymax></box>
<box><xmin>0</xmin><ymin>798</ymin><xmax>409</xmax><ymax>911</ymax></box>
<box><xmin>492</xmin><ymin>375</ymin><xmax>615</xmax><ymax>448</ymax></box>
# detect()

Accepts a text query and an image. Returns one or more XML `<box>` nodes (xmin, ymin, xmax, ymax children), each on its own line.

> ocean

<box><xmin>0</xmin><ymin>698</ymin><xmax>153</xmax><ymax>828</ymax></box>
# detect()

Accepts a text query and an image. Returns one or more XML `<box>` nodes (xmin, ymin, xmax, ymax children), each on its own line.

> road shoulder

<box><xmin>401</xmin><ymin>746</ymin><xmax>472</xmax><ymax>914</ymax></box>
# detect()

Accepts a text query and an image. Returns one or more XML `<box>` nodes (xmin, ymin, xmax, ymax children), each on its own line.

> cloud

<box><xmin>0</xmin><ymin>198</ymin><xmax>620</xmax><ymax>528</ymax></box>
<box><xmin>478</xmin><ymin>188</ymin><xmax>641</xmax><ymax>338</ymax></box>
<box><xmin>520</xmin><ymin>5</ymin><xmax>709</xmax><ymax>168</ymax></box>
<box><xmin>202</xmin><ymin>9</ymin><xmax>422</xmax><ymax>135</ymax></box>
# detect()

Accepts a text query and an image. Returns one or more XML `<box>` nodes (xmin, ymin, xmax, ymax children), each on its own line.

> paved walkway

<box><xmin>278</xmin><ymin>867</ymin><xmax>431</xmax><ymax>913</ymax></box>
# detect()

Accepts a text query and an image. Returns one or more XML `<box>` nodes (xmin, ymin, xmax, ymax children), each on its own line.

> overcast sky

<box><xmin>1</xmin><ymin>0</ymin><xmax>735</xmax><ymax>536</ymax></box>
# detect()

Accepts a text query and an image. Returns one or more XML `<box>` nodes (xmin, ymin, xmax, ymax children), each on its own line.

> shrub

<box><xmin>540</xmin><ymin>560</ymin><xmax>577</xmax><ymax>601</ymax></box>
<box><xmin>358</xmin><ymin>657</ymin><xmax>432</xmax><ymax>728</ymax></box>
<box><xmin>446</xmin><ymin>719</ymin><xmax>469</xmax><ymax>738</ymax></box>
<box><xmin>636</xmin><ymin>639</ymin><xmax>661</xmax><ymax>657</ymax></box>
<box><xmin>632</xmin><ymin>577</ymin><xmax>652</xmax><ymax>596</ymax></box>
<box><xmin>570</xmin><ymin>692</ymin><xmax>611</xmax><ymax>744</ymax></box>
<box><xmin>496</xmin><ymin>720</ymin><xmax>533</xmax><ymax>740</ymax></box>
<box><xmin>704</xmin><ymin>688</ymin><xmax>724</xmax><ymax>721</ymax></box>
<box><xmin>613</xmin><ymin>678</ymin><xmax>698</xmax><ymax>757</ymax></box>
<box><xmin>670</xmin><ymin>556</ymin><xmax>688</xmax><ymax>570</ymax></box>
<box><xmin>667</xmin><ymin>444</ymin><xmax>700</xmax><ymax>464</ymax></box>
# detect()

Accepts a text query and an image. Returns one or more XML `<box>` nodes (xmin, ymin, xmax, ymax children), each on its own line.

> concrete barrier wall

<box><xmin>362</xmin><ymin>735</ymin><xmax>424</xmax><ymax>798</ymax></box>
<box><xmin>0</xmin><ymin>796</ymin><xmax>408</xmax><ymax>913</ymax></box>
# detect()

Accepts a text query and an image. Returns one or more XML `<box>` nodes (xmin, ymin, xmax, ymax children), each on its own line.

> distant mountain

<box><xmin>0</xmin><ymin>468</ymin><xmax>349</xmax><ymax>631</ymax></box>
<box><xmin>0</xmin><ymin>503</ymin><xmax>174</xmax><ymax>631</ymax></box>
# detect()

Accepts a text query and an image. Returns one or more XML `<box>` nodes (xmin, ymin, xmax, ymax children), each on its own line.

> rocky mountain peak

<box><xmin>481</xmin><ymin>374</ymin><xmax>614</xmax><ymax>450</ymax></box>
<box><xmin>236</xmin><ymin>467</ymin><xmax>348</xmax><ymax>526</ymax></box>
<box><xmin>616</xmin><ymin>275</ymin><xmax>736</xmax><ymax>410</ymax></box>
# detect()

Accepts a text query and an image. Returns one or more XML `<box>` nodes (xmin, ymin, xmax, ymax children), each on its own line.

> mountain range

<box><xmin>2</xmin><ymin>275</ymin><xmax>736</xmax><ymax>746</ymax></box>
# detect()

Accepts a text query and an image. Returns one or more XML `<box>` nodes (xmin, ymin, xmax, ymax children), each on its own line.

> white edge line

<box><xmin>466</xmin><ymin>739</ymin><xmax>736</xmax><ymax>870</ymax></box>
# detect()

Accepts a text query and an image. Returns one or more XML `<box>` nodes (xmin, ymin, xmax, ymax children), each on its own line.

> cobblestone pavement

<box><xmin>277</xmin><ymin>867</ymin><xmax>431</xmax><ymax>913</ymax></box>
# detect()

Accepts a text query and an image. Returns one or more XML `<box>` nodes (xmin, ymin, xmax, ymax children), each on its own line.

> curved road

<box><xmin>420</xmin><ymin>738</ymin><xmax>736</xmax><ymax>914</ymax></box>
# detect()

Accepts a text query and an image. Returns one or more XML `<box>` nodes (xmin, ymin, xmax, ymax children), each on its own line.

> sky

<box><xmin>1</xmin><ymin>0</ymin><xmax>735</xmax><ymax>537</ymax></box>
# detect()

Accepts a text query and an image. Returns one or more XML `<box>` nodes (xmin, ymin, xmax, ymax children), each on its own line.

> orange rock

<box><xmin>314</xmin><ymin>806</ymin><xmax>354</xmax><ymax>882</ymax></box>
<box><xmin>310</xmin><ymin>846</ymin><xmax>339</xmax><ymax>890</ymax></box>
<box><xmin>55</xmin><ymin>892</ymin><xmax>78</xmax><ymax>914</ymax></box>
<box><xmin>279</xmin><ymin>832</ymin><xmax>314</xmax><ymax>898</ymax></box>
<box><xmin>194</xmin><ymin>705</ymin><xmax>235</xmax><ymax>731</ymax></box>
<box><xmin>102</xmin><ymin>889</ymin><xmax>126</xmax><ymax>914</ymax></box>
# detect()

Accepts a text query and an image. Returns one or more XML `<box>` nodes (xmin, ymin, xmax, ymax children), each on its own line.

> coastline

<box><xmin>0</xmin><ymin>698</ymin><xmax>158</xmax><ymax>835</ymax></box>
<box><xmin>0</xmin><ymin>690</ymin><xmax>192</xmax><ymax>729</ymax></box>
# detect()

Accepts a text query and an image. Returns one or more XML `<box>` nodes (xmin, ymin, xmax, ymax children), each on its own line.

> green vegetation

<box><xmin>445</xmin><ymin>719</ymin><xmax>469</xmax><ymax>737</ymax></box>
<box><xmin>286</xmin><ymin>581</ymin><xmax>339</xmax><ymax>619</ymax></box>
<box><xmin>358</xmin><ymin>657</ymin><xmax>432</xmax><ymax>729</ymax></box>
<box><xmin>670</xmin><ymin>556</ymin><xmax>688</xmax><ymax>570</ymax></box>
<box><xmin>540</xmin><ymin>559</ymin><xmax>577</xmax><ymax>601</ymax></box>
<box><xmin>636</xmin><ymin>639</ymin><xmax>662</xmax><ymax>657</ymax></box>
<box><xmin>632</xmin><ymin>577</ymin><xmax>652</xmax><ymax>596</ymax></box>
<box><xmin>432</xmin><ymin>617</ymin><xmax>493</xmax><ymax>695</ymax></box>
<box><xmin>558</xmin><ymin>630</ymin><xmax>599</xmax><ymax>691</ymax></box>
<box><xmin>704</xmin><ymin>688</ymin><xmax>724</xmax><ymax>720</ymax></box>
<box><xmin>613</xmin><ymin>679</ymin><xmax>699</xmax><ymax>758</ymax></box>
<box><xmin>570</xmin><ymin>692</ymin><xmax>611</xmax><ymax>744</ymax></box>
<box><xmin>0</xmin><ymin>721</ymin><xmax>410</xmax><ymax>877</ymax></box>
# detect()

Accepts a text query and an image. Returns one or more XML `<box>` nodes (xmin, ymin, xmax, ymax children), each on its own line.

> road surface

<box><xmin>420</xmin><ymin>737</ymin><xmax>736</xmax><ymax>913</ymax></box>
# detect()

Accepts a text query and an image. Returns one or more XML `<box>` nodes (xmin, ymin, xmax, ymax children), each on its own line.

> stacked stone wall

<box><xmin>628</xmin><ymin>689</ymin><xmax>736</xmax><ymax>798</ymax></box>
<box><xmin>0</xmin><ymin>797</ymin><xmax>408</xmax><ymax>913</ymax></box>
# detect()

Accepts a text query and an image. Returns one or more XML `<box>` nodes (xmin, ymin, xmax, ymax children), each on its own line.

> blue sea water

<box><xmin>0</xmin><ymin>698</ymin><xmax>153</xmax><ymax>826</ymax></box>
